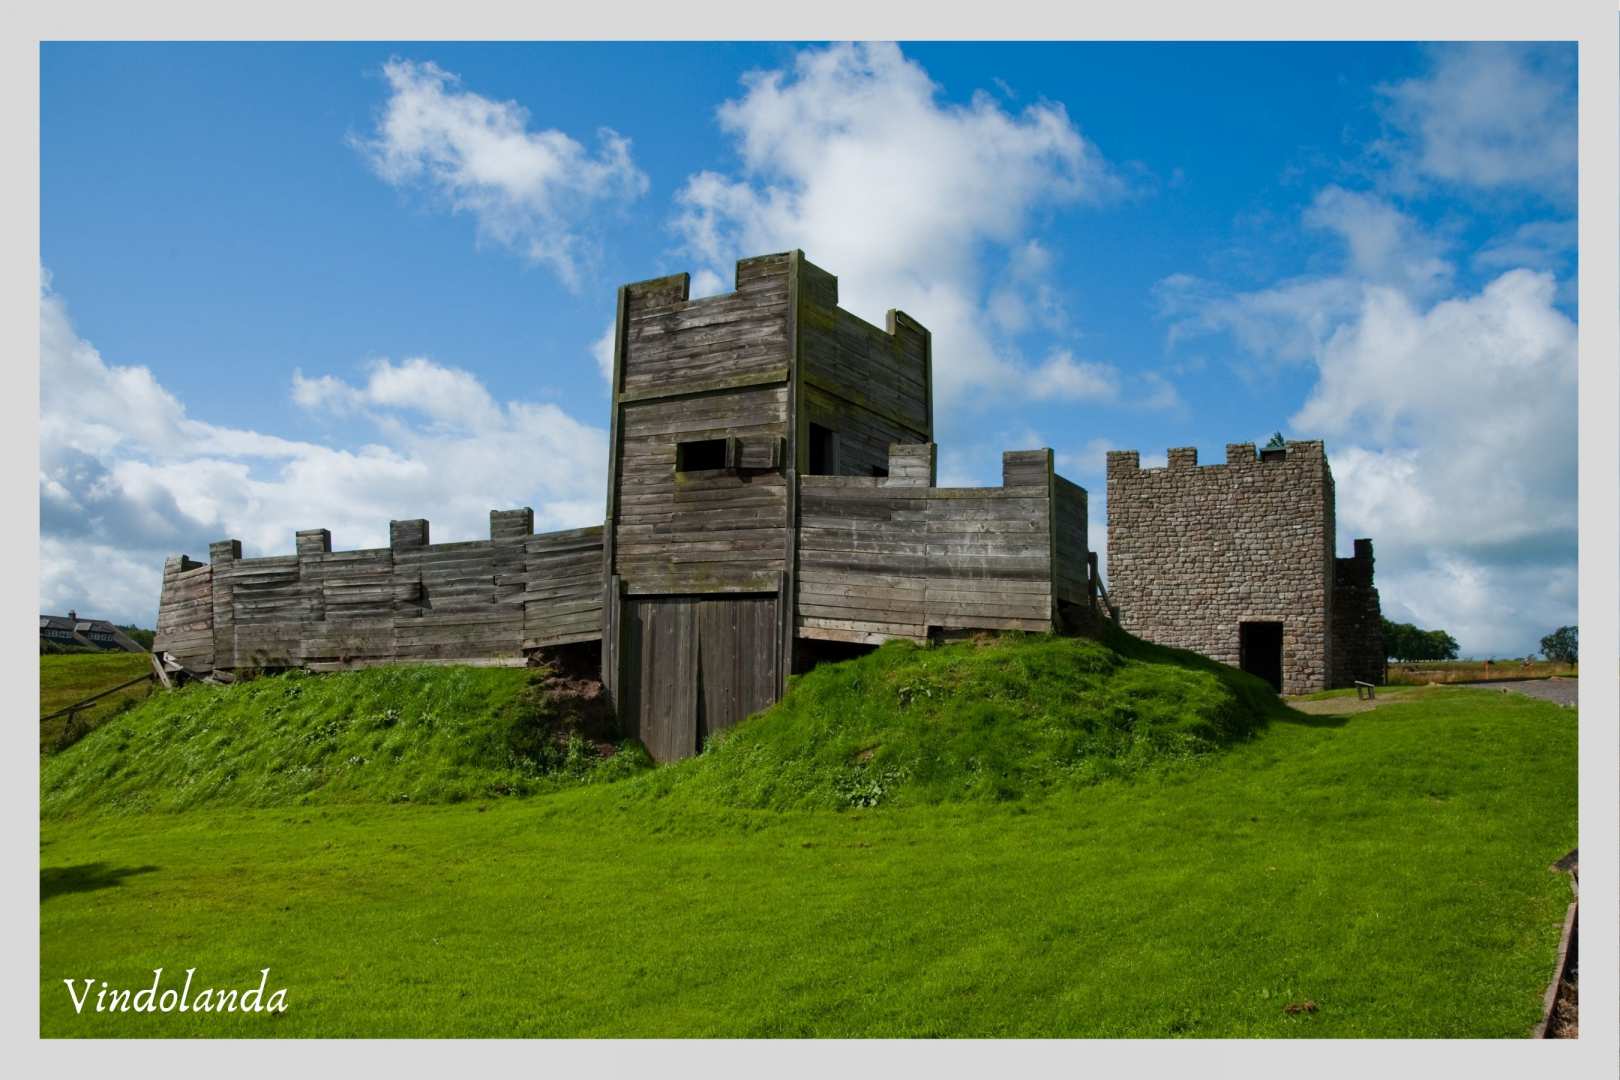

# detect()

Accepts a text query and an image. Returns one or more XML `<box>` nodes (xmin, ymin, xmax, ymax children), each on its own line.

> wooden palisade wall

<box><xmin>797</xmin><ymin>444</ymin><xmax>1086</xmax><ymax>644</ymax></box>
<box><xmin>152</xmin><ymin>512</ymin><xmax>605</xmax><ymax>672</ymax></box>
<box><xmin>155</xmin><ymin>555</ymin><xmax>213</xmax><ymax>672</ymax></box>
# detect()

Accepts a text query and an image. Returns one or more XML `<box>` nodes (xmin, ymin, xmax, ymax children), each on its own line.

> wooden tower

<box><xmin>601</xmin><ymin>251</ymin><xmax>932</xmax><ymax>760</ymax></box>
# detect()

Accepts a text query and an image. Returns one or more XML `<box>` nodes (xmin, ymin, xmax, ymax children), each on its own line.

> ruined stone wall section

<box><xmin>1106</xmin><ymin>441</ymin><xmax>1335</xmax><ymax>694</ymax></box>
<box><xmin>1331</xmin><ymin>538</ymin><xmax>1384</xmax><ymax>687</ymax></box>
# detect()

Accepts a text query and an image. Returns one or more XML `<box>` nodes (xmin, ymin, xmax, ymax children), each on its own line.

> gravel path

<box><xmin>1455</xmin><ymin>678</ymin><xmax>1578</xmax><ymax>708</ymax></box>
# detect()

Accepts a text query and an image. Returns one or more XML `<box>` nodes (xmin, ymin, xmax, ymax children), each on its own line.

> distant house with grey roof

<box><xmin>39</xmin><ymin>610</ymin><xmax>146</xmax><ymax>653</ymax></box>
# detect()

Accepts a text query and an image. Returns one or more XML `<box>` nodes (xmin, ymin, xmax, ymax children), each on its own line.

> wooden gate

<box><xmin>619</xmin><ymin>593</ymin><xmax>782</xmax><ymax>761</ymax></box>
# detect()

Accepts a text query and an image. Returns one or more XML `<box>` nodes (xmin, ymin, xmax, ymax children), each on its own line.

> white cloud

<box><xmin>1057</xmin><ymin>438</ymin><xmax>1162</xmax><ymax>479</ymax></box>
<box><xmin>590</xmin><ymin>322</ymin><xmax>617</xmax><ymax>384</ymax></box>
<box><xmin>1026</xmin><ymin>350</ymin><xmax>1119</xmax><ymax>403</ymax></box>
<box><xmin>1056</xmin><ymin>436</ymin><xmax>1114</xmax><ymax>480</ymax></box>
<box><xmin>1158</xmin><ymin>272</ymin><xmax>1360</xmax><ymax>365</ymax></box>
<box><xmin>1135</xmin><ymin>371</ymin><xmax>1183</xmax><ymax>412</ymax></box>
<box><xmin>1302</xmin><ymin>185</ymin><xmax>1453</xmax><ymax>299</ymax></box>
<box><xmin>688</xmin><ymin>268</ymin><xmax>728</xmax><ymax>300</ymax></box>
<box><xmin>1375</xmin><ymin>44</ymin><xmax>1576</xmax><ymax>203</ymax></box>
<box><xmin>39</xmin><ymin>277</ymin><xmax>607</xmax><ymax>628</ymax></box>
<box><xmin>670</xmin><ymin>42</ymin><xmax>1123</xmax><ymax>410</ymax></box>
<box><xmin>987</xmin><ymin>240</ymin><xmax>1069</xmax><ymax>335</ymax></box>
<box><xmin>1158</xmin><ymin>188</ymin><xmax>1449</xmax><ymax>364</ymax></box>
<box><xmin>40</xmin><ymin>537</ymin><xmax>169</xmax><ymax>633</ymax></box>
<box><xmin>1472</xmin><ymin>219</ymin><xmax>1577</xmax><ymax>275</ymax></box>
<box><xmin>1295</xmin><ymin>270</ymin><xmax>1573</xmax><ymax>453</ymax></box>
<box><xmin>290</xmin><ymin>371</ymin><xmax>355</xmax><ymax>412</ymax></box>
<box><xmin>352</xmin><ymin>58</ymin><xmax>649</xmax><ymax>286</ymax></box>
<box><xmin>1293</xmin><ymin>269</ymin><xmax>1576</xmax><ymax>656</ymax></box>
<box><xmin>296</xmin><ymin>356</ymin><xmax>501</xmax><ymax>429</ymax></box>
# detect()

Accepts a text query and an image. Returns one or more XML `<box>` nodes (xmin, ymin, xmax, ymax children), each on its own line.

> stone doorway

<box><xmin>1239</xmin><ymin>621</ymin><xmax>1284</xmax><ymax>692</ymax></box>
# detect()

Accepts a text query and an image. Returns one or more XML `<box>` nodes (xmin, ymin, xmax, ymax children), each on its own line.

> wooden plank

<box><xmin>522</xmin><ymin>559</ymin><xmax>602</xmax><ymax>578</ymax></box>
<box><xmin>797</xmin><ymin>533</ymin><xmax>931</xmax><ymax>558</ymax></box>
<box><xmin>618</xmin><ymin>486</ymin><xmax>786</xmax><ymax>511</ymax></box>
<box><xmin>795</xmin><ymin>623</ymin><xmax>917</xmax><ymax>646</ymax></box>
<box><xmin>522</xmin><ymin>629</ymin><xmax>603</xmax><ymax>649</ymax></box>
<box><xmin>149</xmin><ymin>651</ymin><xmax>172</xmax><ymax>689</ymax></box>
<box><xmin>527</xmin><ymin>524</ymin><xmax>604</xmax><ymax>545</ymax></box>
<box><xmin>797</xmin><ymin>580</ymin><xmax>927</xmax><ymax>603</ymax></box>
<box><xmin>918</xmin><ymin>598</ymin><xmax>1052</xmax><ymax>621</ymax></box>
<box><xmin>928</xmin><ymin>613</ymin><xmax>1054</xmax><ymax>633</ymax></box>
<box><xmin>307</xmin><ymin>656</ymin><xmax>528</xmax><ymax>672</ymax></box>
<box><xmin>618</xmin><ymin>369</ymin><xmax>789</xmax><ymax>403</ymax></box>
<box><xmin>796</xmin><ymin>614</ymin><xmax>926</xmax><ymax>637</ymax></box>
<box><xmin>924</xmin><ymin>540</ymin><xmax>1050</xmax><ymax>558</ymax></box>
<box><xmin>618</xmin><ymin>387</ymin><xmax>789</xmax><ymax>437</ymax></box>
<box><xmin>925</xmin><ymin>580</ymin><xmax>1052</xmax><ymax>600</ymax></box>
<box><xmin>798</xmin><ymin>598</ymin><xmax>926</xmax><ymax>620</ymax></box>
<box><xmin>527</xmin><ymin>615</ymin><xmax>605</xmax><ymax>637</ymax></box>
<box><xmin>522</xmin><ymin>597</ymin><xmax>602</xmax><ymax>619</ymax></box>
<box><xmin>622</xmin><ymin>573</ymin><xmax>782</xmax><ymax>595</ymax></box>
<box><xmin>524</xmin><ymin>585</ymin><xmax>606</xmax><ymax>607</ymax></box>
<box><xmin>624</xmin><ymin>342</ymin><xmax>787</xmax><ymax>380</ymax></box>
<box><xmin>798</xmin><ymin>554</ymin><xmax>931</xmax><ymax>577</ymax></box>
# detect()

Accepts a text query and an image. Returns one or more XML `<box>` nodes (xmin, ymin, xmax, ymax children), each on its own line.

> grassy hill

<box><xmin>39</xmin><ymin>652</ymin><xmax>157</xmax><ymax>753</ymax></box>
<box><xmin>41</xmin><ymin>663</ymin><xmax>650</xmax><ymax>818</ymax></box>
<box><xmin>42</xmin><ymin>630</ymin><xmax>1278</xmax><ymax>819</ymax></box>
<box><xmin>635</xmin><ymin>629</ymin><xmax>1284</xmax><ymax>810</ymax></box>
<box><xmin>38</xmin><ymin>630</ymin><xmax>1577</xmax><ymax>1037</ymax></box>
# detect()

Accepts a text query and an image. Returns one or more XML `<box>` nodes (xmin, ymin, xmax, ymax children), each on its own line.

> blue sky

<box><xmin>39</xmin><ymin>41</ymin><xmax>1577</xmax><ymax>656</ymax></box>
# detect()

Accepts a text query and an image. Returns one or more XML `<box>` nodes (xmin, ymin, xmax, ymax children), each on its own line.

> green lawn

<box><xmin>39</xmin><ymin>672</ymin><xmax>1575</xmax><ymax>1037</ymax></box>
<box><xmin>39</xmin><ymin>652</ymin><xmax>155</xmax><ymax>754</ymax></box>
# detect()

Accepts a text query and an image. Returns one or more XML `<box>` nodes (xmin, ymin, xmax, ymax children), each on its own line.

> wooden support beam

<box><xmin>148</xmin><ymin>651</ymin><xmax>172</xmax><ymax>690</ymax></box>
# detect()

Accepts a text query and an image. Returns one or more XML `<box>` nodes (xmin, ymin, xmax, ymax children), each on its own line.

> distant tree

<box><xmin>118</xmin><ymin>625</ymin><xmax>156</xmax><ymax>651</ymax></box>
<box><xmin>1540</xmin><ymin>625</ymin><xmax>1578</xmax><ymax>665</ymax></box>
<box><xmin>1381</xmin><ymin>617</ymin><xmax>1459</xmax><ymax>661</ymax></box>
<box><xmin>1424</xmin><ymin>629</ymin><xmax>1460</xmax><ymax>660</ymax></box>
<box><xmin>1265</xmin><ymin>431</ymin><xmax>1287</xmax><ymax>449</ymax></box>
<box><xmin>1382</xmin><ymin>618</ymin><xmax>1420</xmax><ymax>660</ymax></box>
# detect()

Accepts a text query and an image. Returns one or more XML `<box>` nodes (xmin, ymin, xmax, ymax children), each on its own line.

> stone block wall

<box><xmin>1105</xmin><ymin>440</ymin><xmax>1336</xmax><ymax>694</ymax></box>
<box><xmin>1331</xmin><ymin>538</ymin><xmax>1384</xmax><ymax>686</ymax></box>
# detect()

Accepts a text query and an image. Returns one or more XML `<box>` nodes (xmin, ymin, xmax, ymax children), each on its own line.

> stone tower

<box><xmin>1105</xmin><ymin>440</ymin><xmax>1375</xmax><ymax>695</ymax></box>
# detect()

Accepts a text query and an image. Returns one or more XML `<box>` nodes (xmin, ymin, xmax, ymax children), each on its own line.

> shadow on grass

<box><xmin>1271</xmin><ymin>709</ymin><xmax>1351</xmax><ymax>729</ymax></box>
<box><xmin>41</xmin><ymin>862</ymin><xmax>159</xmax><ymax>902</ymax></box>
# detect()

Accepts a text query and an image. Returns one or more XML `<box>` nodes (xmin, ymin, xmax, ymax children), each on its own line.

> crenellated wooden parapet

<box><xmin>794</xmin><ymin>444</ymin><xmax>1091</xmax><ymax>645</ymax></box>
<box><xmin>153</xmin><ymin>510</ymin><xmax>605</xmax><ymax>675</ymax></box>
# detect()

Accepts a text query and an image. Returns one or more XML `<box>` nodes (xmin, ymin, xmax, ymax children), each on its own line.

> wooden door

<box><xmin>696</xmin><ymin>594</ymin><xmax>781</xmax><ymax>743</ymax></box>
<box><xmin>622</xmin><ymin>596</ymin><xmax>698</xmax><ymax>762</ymax></box>
<box><xmin>621</xmin><ymin>593</ymin><xmax>781</xmax><ymax>762</ymax></box>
